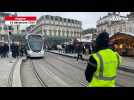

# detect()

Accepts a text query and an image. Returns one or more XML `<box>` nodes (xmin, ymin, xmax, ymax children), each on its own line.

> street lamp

<box><xmin>8</xmin><ymin>26</ymin><xmax>12</xmax><ymax>59</ymax></box>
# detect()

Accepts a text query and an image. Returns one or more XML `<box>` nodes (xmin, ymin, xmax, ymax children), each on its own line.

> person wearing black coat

<box><xmin>11</xmin><ymin>43</ymin><xmax>16</xmax><ymax>58</ymax></box>
<box><xmin>76</xmin><ymin>43</ymin><xmax>83</xmax><ymax>61</ymax></box>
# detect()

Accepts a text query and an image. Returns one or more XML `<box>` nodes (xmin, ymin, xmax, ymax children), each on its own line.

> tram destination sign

<box><xmin>4</xmin><ymin>16</ymin><xmax>37</xmax><ymax>25</ymax></box>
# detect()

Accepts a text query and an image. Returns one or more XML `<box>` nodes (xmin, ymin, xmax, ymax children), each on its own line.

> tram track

<box><xmin>116</xmin><ymin>72</ymin><xmax>134</xmax><ymax>87</ymax></box>
<box><xmin>49</xmin><ymin>52</ymin><xmax>134</xmax><ymax>73</ymax></box>
<box><xmin>48</xmin><ymin>53</ymin><xmax>86</xmax><ymax>71</ymax></box>
<box><xmin>31</xmin><ymin>60</ymin><xmax>48</xmax><ymax>87</ymax></box>
<box><xmin>7</xmin><ymin>59</ymin><xmax>19</xmax><ymax>87</ymax></box>
<box><xmin>33</xmin><ymin>59</ymin><xmax>70</xmax><ymax>87</ymax></box>
<box><xmin>20</xmin><ymin>52</ymin><xmax>134</xmax><ymax>87</ymax></box>
<box><xmin>44</xmin><ymin>55</ymin><xmax>127</xmax><ymax>87</ymax></box>
<box><xmin>20</xmin><ymin>59</ymin><xmax>47</xmax><ymax>87</ymax></box>
<box><xmin>119</xmin><ymin>65</ymin><xmax>134</xmax><ymax>73</ymax></box>
<box><xmin>48</xmin><ymin>52</ymin><xmax>134</xmax><ymax>87</ymax></box>
<box><xmin>49</xmin><ymin>53</ymin><xmax>134</xmax><ymax>76</ymax></box>
<box><xmin>43</xmin><ymin>57</ymin><xmax>88</xmax><ymax>87</ymax></box>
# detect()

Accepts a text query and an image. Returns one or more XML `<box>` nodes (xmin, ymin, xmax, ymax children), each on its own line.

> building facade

<box><xmin>0</xmin><ymin>12</ymin><xmax>20</xmax><ymax>42</ymax></box>
<box><xmin>26</xmin><ymin>25</ymin><xmax>35</xmax><ymax>33</ymax></box>
<box><xmin>96</xmin><ymin>12</ymin><xmax>128</xmax><ymax>35</ymax></box>
<box><xmin>82</xmin><ymin>28</ymin><xmax>97</xmax><ymax>41</ymax></box>
<box><xmin>28</xmin><ymin>15</ymin><xmax>83</xmax><ymax>47</ymax></box>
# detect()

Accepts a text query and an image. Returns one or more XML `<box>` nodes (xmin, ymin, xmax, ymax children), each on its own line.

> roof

<box><xmin>83</xmin><ymin>33</ymin><xmax>92</xmax><ymax>37</ymax></box>
<box><xmin>109</xmin><ymin>32</ymin><xmax>134</xmax><ymax>38</ymax></box>
<box><xmin>0</xmin><ymin>12</ymin><xmax>10</xmax><ymax>16</ymax></box>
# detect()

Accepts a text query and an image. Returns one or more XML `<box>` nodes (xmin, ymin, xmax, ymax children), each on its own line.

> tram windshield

<box><xmin>28</xmin><ymin>35</ymin><xmax>43</xmax><ymax>51</ymax></box>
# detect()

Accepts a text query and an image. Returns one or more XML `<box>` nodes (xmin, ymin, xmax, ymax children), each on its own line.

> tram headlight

<box><xmin>40</xmin><ymin>50</ymin><xmax>44</xmax><ymax>54</ymax></box>
<box><xmin>28</xmin><ymin>50</ymin><xmax>32</xmax><ymax>54</ymax></box>
<box><xmin>30</xmin><ymin>51</ymin><xmax>33</xmax><ymax>54</ymax></box>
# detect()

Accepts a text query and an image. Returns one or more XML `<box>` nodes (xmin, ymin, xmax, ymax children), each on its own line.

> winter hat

<box><xmin>96</xmin><ymin>32</ymin><xmax>109</xmax><ymax>47</ymax></box>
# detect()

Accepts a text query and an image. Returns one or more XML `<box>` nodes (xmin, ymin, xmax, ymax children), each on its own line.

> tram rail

<box><xmin>7</xmin><ymin>59</ymin><xmax>19</xmax><ymax>87</ymax></box>
<box><xmin>43</xmin><ymin>58</ymin><xmax>87</xmax><ymax>87</ymax></box>
<box><xmin>31</xmin><ymin>60</ymin><xmax>48</xmax><ymax>87</ymax></box>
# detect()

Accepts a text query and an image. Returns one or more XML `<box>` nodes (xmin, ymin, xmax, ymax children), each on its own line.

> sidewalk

<box><xmin>0</xmin><ymin>58</ymin><xmax>18</xmax><ymax>87</ymax></box>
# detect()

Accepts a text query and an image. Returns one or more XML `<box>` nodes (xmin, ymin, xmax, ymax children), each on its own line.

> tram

<box><xmin>25</xmin><ymin>34</ymin><xmax>45</xmax><ymax>58</ymax></box>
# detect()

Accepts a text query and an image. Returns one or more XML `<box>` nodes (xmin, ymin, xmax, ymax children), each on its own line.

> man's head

<box><xmin>96</xmin><ymin>32</ymin><xmax>109</xmax><ymax>49</ymax></box>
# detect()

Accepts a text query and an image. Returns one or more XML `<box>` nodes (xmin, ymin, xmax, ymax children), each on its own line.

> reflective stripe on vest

<box><xmin>115</xmin><ymin>53</ymin><xmax>120</xmax><ymax>68</ymax></box>
<box><xmin>94</xmin><ymin>52</ymin><xmax>116</xmax><ymax>81</ymax></box>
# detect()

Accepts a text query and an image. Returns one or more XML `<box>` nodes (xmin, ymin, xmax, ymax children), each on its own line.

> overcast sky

<box><xmin>9</xmin><ymin>12</ymin><xmax>130</xmax><ymax>30</ymax></box>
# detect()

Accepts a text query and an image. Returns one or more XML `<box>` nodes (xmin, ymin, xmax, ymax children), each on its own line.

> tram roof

<box><xmin>25</xmin><ymin>33</ymin><xmax>43</xmax><ymax>37</ymax></box>
<box><xmin>25</xmin><ymin>33</ymin><xmax>44</xmax><ymax>39</ymax></box>
<box><xmin>26</xmin><ymin>33</ymin><xmax>43</xmax><ymax>36</ymax></box>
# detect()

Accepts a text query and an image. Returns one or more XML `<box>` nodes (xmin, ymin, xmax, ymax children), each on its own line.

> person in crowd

<box><xmin>77</xmin><ymin>43</ymin><xmax>83</xmax><ymax>62</ymax></box>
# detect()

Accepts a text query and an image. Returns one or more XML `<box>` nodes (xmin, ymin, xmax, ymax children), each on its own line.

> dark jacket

<box><xmin>85</xmin><ymin>55</ymin><xmax>97</xmax><ymax>82</ymax></box>
<box><xmin>77</xmin><ymin>45</ymin><xmax>83</xmax><ymax>55</ymax></box>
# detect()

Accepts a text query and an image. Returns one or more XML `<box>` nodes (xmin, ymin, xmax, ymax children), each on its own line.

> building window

<box><xmin>46</xmin><ymin>15</ymin><xmax>49</xmax><ymax>20</ymax></box>
<box><xmin>67</xmin><ymin>31</ymin><xmax>69</xmax><ymax>37</ymax></box>
<box><xmin>62</xmin><ymin>31</ymin><xmax>65</xmax><ymax>37</ymax></box>
<box><xmin>59</xmin><ymin>17</ymin><xmax>62</xmax><ymax>21</ymax></box>
<box><xmin>70</xmin><ymin>31</ymin><xmax>73</xmax><ymax>37</ymax></box>
<box><xmin>58</xmin><ymin>30</ymin><xmax>61</xmax><ymax>37</ymax></box>
<box><xmin>74</xmin><ymin>32</ymin><xmax>76</xmax><ymax>37</ymax></box>
<box><xmin>54</xmin><ymin>30</ymin><xmax>57</xmax><ymax>36</ymax></box>
<box><xmin>51</xmin><ymin>16</ymin><xmax>53</xmax><ymax>20</ymax></box>
<box><xmin>68</xmin><ymin>19</ymin><xmax>71</xmax><ymax>23</ymax></box>
<box><xmin>64</xmin><ymin>18</ymin><xmax>66</xmax><ymax>22</ymax></box>
<box><xmin>49</xmin><ymin>30</ymin><xmax>52</xmax><ymax>36</ymax></box>
<box><xmin>55</xmin><ymin>17</ymin><xmax>58</xmax><ymax>21</ymax></box>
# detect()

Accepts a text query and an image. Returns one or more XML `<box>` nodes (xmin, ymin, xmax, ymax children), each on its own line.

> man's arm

<box><xmin>85</xmin><ymin>55</ymin><xmax>97</xmax><ymax>82</ymax></box>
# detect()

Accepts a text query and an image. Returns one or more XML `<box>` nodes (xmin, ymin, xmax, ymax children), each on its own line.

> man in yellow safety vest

<box><xmin>85</xmin><ymin>32</ymin><xmax>122</xmax><ymax>87</ymax></box>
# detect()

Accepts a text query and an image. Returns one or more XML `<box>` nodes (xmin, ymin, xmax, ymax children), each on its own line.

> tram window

<box><xmin>29</xmin><ymin>41</ymin><xmax>43</xmax><ymax>51</ymax></box>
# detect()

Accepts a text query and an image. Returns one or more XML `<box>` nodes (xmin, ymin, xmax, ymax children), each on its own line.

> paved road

<box><xmin>21</xmin><ymin>60</ymin><xmax>43</xmax><ymax>87</ymax></box>
<box><xmin>21</xmin><ymin>52</ymin><xmax>134</xmax><ymax>87</ymax></box>
<box><xmin>0</xmin><ymin>58</ymin><xmax>17</xmax><ymax>87</ymax></box>
<box><xmin>21</xmin><ymin>52</ymin><xmax>88</xmax><ymax>87</ymax></box>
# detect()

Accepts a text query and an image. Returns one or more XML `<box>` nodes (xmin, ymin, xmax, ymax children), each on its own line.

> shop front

<box><xmin>109</xmin><ymin>32</ymin><xmax>134</xmax><ymax>56</ymax></box>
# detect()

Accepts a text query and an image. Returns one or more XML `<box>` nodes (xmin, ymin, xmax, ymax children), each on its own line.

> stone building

<box><xmin>96</xmin><ymin>12</ymin><xmax>128</xmax><ymax>35</ymax></box>
<box><xmin>28</xmin><ymin>15</ymin><xmax>83</xmax><ymax>47</ymax></box>
<box><xmin>0</xmin><ymin>12</ymin><xmax>20</xmax><ymax>42</ymax></box>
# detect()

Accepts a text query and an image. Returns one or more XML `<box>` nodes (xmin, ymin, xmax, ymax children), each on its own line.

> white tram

<box><xmin>25</xmin><ymin>34</ymin><xmax>45</xmax><ymax>58</ymax></box>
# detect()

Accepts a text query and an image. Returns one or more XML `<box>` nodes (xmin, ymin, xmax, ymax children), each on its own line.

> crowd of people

<box><xmin>0</xmin><ymin>42</ymin><xmax>26</xmax><ymax>58</ymax></box>
<box><xmin>76</xmin><ymin>43</ymin><xmax>94</xmax><ymax>62</ymax></box>
<box><xmin>55</xmin><ymin>42</ymin><xmax>94</xmax><ymax>63</ymax></box>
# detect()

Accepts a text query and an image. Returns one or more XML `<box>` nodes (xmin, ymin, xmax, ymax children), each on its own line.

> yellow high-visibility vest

<box><xmin>88</xmin><ymin>49</ymin><xmax>122</xmax><ymax>87</ymax></box>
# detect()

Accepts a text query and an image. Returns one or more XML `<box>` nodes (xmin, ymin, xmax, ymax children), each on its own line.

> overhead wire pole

<box><xmin>8</xmin><ymin>30</ymin><xmax>11</xmax><ymax>58</ymax></box>
<box><xmin>80</xmin><ymin>30</ymin><xmax>82</xmax><ymax>43</ymax></box>
<box><xmin>8</xmin><ymin>25</ymin><xmax>13</xmax><ymax>63</ymax></box>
